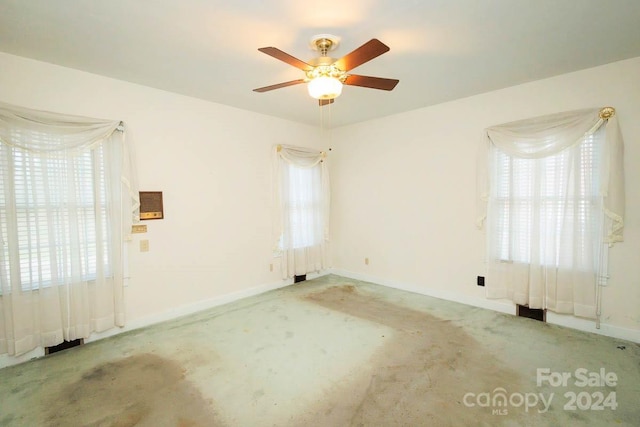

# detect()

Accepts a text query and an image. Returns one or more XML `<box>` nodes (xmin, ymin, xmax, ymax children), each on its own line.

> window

<box><xmin>0</xmin><ymin>102</ymin><xmax>136</xmax><ymax>356</ymax></box>
<box><xmin>480</xmin><ymin>108</ymin><xmax>624</xmax><ymax>318</ymax></box>
<box><xmin>0</xmin><ymin>133</ymin><xmax>111</xmax><ymax>291</ymax></box>
<box><xmin>281</xmin><ymin>161</ymin><xmax>324</xmax><ymax>250</ymax></box>
<box><xmin>0</xmin><ymin>134</ymin><xmax>110</xmax><ymax>290</ymax></box>
<box><xmin>490</xmin><ymin>129</ymin><xmax>604</xmax><ymax>269</ymax></box>
<box><xmin>273</xmin><ymin>144</ymin><xmax>328</xmax><ymax>278</ymax></box>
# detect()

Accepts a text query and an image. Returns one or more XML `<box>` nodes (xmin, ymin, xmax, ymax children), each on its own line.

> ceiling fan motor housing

<box><xmin>309</xmin><ymin>34</ymin><xmax>340</xmax><ymax>56</ymax></box>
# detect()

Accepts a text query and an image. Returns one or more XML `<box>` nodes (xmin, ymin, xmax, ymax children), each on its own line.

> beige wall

<box><xmin>330</xmin><ymin>57</ymin><xmax>640</xmax><ymax>339</ymax></box>
<box><xmin>0</xmin><ymin>51</ymin><xmax>325</xmax><ymax>330</ymax></box>
<box><xmin>1</xmin><ymin>51</ymin><xmax>638</xmax><ymax>357</ymax></box>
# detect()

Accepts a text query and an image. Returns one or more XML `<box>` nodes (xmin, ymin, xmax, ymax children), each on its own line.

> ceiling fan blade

<box><xmin>333</xmin><ymin>39</ymin><xmax>390</xmax><ymax>72</ymax></box>
<box><xmin>253</xmin><ymin>79</ymin><xmax>306</xmax><ymax>93</ymax></box>
<box><xmin>344</xmin><ymin>74</ymin><xmax>399</xmax><ymax>91</ymax></box>
<box><xmin>258</xmin><ymin>47</ymin><xmax>314</xmax><ymax>71</ymax></box>
<box><xmin>319</xmin><ymin>99</ymin><xmax>335</xmax><ymax>107</ymax></box>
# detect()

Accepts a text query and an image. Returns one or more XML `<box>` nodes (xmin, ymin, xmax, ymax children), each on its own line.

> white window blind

<box><xmin>273</xmin><ymin>144</ymin><xmax>328</xmax><ymax>279</ymax></box>
<box><xmin>283</xmin><ymin>162</ymin><xmax>323</xmax><ymax>250</ymax></box>
<box><xmin>0</xmin><ymin>101</ymin><xmax>138</xmax><ymax>356</ymax></box>
<box><xmin>480</xmin><ymin>108</ymin><xmax>625</xmax><ymax>319</ymax></box>
<box><xmin>0</xmin><ymin>132</ymin><xmax>110</xmax><ymax>291</ymax></box>
<box><xmin>491</xmin><ymin>130</ymin><xmax>603</xmax><ymax>268</ymax></box>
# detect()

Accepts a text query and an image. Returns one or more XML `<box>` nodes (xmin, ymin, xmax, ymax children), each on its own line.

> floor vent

<box><xmin>517</xmin><ymin>305</ymin><xmax>546</xmax><ymax>322</ymax></box>
<box><xmin>45</xmin><ymin>338</ymin><xmax>84</xmax><ymax>355</ymax></box>
<box><xmin>294</xmin><ymin>274</ymin><xmax>306</xmax><ymax>283</ymax></box>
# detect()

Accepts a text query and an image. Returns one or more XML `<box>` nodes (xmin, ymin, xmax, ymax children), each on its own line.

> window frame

<box><xmin>279</xmin><ymin>160</ymin><xmax>324</xmax><ymax>251</ymax></box>
<box><xmin>0</xmin><ymin>137</ymin><xmax>112</xmax><ymax>292</ymax></box>
<box><xmin>490</xmin><ymin>130</ymin><xmax>606</xmax><ymax>270</ymax></box>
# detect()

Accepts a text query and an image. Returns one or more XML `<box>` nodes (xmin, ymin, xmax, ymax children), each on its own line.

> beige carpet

<box><xmin>0</xmin><ymin>275</ymin><xmax>638</xmax><ymax>426</ymax></box>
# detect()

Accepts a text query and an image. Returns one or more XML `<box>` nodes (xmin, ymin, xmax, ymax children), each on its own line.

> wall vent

<box><xmin>294</xmin><ymin>274</ymin><xmax>307</xmax><ymax>283</ymax></box>
<box><xmin>45</xmin><ymin>338</ymin><xmax>84</xmax><ymax>355</ymax></box>
<box><xmin>517</xmin><ymin>305</ymin><xmax>546</xmax><ymax>322</ymax></box>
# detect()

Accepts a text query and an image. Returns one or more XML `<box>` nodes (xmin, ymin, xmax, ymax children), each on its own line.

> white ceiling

<box><xmin>1</xmin><ymin>0</ymin><xmax>640</xmax><ymax>128</ymax></box>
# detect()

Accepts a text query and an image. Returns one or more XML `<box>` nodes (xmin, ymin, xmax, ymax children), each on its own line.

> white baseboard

<box><xmin>0</xmin><ymin>348</ymin><xmax>44</xmax><ymax>370</ymax></box>
<box><xmin>86</xmin><ymin>277</ymin><xmax>302</xmax><ymax>343</ymax></box>
<box><xmin>1</xmin><ymin>272</ymin><xmax>333</xmax><ymax>370</ymax></box>
<box><xmin>330</xmin><ymin>269</ymin><xmax>516</xmax><ymax>315</ymax></box>
<box><xmin>3</xmin><ymin>268</ymin><xmax>634</xmax><ymax>370</ymax></box>
<box><xmin>546</xmin><ymin>312</ymin><xmax>640</xmax><ymax>344</ymax></box>
<box><xmin>130</xmin><ymin>270</ymin><xmax>327</xmax><ymax>334</ymax></box>
<box><xmin>330</xmin><ymin>268</ymin><xmax>640</xmax><ymax>344</ymax></box>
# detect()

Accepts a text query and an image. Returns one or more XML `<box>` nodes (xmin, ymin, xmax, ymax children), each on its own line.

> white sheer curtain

<box><xmin>477</xmin><ymin>108</ymin><xmax>625</xmax><ymax>318</ymax></box>
<box><xmin>272</xmin><ymin>145</ymin><xmax>329</xmax><ymax>278</ymax></box>
<box><xmin>0</xmin><ymin>102</ymin><xmax>139</xmax><ymax>356</ymax></box>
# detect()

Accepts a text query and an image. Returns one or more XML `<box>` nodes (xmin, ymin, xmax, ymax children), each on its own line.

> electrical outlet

<box><xmin>365</xmin><ymin>257</ymin><xmax>369</xmax><ymax>265</ymax></box>
<box><xmin>269</xmin><ymin>263</ymin><xmax>273</xmax><ymax>272</ymax></box>
<box><xmin>140</xmin><ymin>239</ymin><xmax>149</xmax><ymax>252</ymax></box>
<box><xmin>477</xmin><ymin>276</ymin><xmax>485</xmax><ymax>287</ymax></box>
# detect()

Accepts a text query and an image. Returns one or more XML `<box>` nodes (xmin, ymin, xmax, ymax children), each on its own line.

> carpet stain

<box><xmin>42</xmin><ymin>353</ymin><xmax>218</xmax><ymax>427</ymax></box>
<box><xmin>301</xmin><ymin>284</ymin><xmax>531</xmax><ymax>426</ymax></box>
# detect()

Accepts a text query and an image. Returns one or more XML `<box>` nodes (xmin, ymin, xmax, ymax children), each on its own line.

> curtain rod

<box><xmin>276</xmin><ymin>144</ymin><xmax>326</xmax><ymax>157</ymax></box>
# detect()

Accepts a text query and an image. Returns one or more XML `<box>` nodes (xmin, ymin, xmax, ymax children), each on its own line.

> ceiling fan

<box><xmin>253</xmin><ymin>34</ymin><xmax>399</xmax><ymax>106</ymax></box>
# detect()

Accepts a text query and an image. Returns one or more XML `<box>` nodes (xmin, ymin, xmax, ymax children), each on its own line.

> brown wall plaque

<box><xmin>139</xmin><ymin>191</ymin><xmax>164</xmax><ymax>220</ymax></box>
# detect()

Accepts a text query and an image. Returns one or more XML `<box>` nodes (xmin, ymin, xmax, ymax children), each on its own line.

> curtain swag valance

<box><xmin>0</xmin><ymin>102</ymin><xmax>122</xmax><ymax>153</ymax></box>
<box><xmin>0</xmin><ymin>101</ymin><xmax>139</xmax><ymax>356</ymax></box>
<box><xmin>0</xmin><ymin>101</ymin><xmax>140</xmax><ymax>232</ymax></box>
<box><xmin>477</xmin><ymin>107</ymin><xmax>625</xmax><ymax>244</ymax></box>
<box><xmin>276</xmin><ymin>144</ymin><xmax>326</xmax><ymax>168</ymax></box>
<box><xmin>271</xmin><ymin>144</ymin><xmax>330</xmax><ymax>278</ymax></box>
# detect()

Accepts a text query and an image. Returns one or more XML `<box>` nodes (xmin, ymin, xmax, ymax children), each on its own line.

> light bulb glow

<box><xmin>307</xmin><ymin>76</ymin><xmax>343</xmax><ymax>100</ymax></box>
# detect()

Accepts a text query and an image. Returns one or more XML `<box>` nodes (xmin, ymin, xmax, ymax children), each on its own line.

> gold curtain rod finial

<box><xmin>276</xmin><ymin>145</ymin><xmax>282</xmax><ymax>152</ymax></box>
<box><xmin>599</xmin><ymin>107</ymin><xmax>615</xmax><ymax>119</ymax></box>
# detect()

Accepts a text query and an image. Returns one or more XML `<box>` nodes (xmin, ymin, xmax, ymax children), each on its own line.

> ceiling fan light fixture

<box><xmin>308</xmin><ymin>76</ymin><xmax>343</xmax><ymax>100</ymax></box>
<box><xmin>254</xmin><ymin>37</ymin><xmax>398</xmax><ymax>105</ymax></box>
